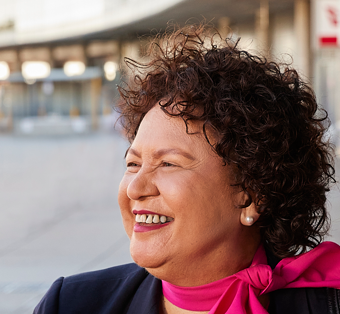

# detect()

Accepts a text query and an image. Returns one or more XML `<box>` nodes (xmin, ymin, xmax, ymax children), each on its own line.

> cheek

<box><xmin>118</xmin><ymin>176</ymin><xmax>128</xmax><ymax>208</ymax></box>
<box><xmin>118</xmin><ymin>176</ymin><xmax>133</xmax><ymax>238</ymax></box>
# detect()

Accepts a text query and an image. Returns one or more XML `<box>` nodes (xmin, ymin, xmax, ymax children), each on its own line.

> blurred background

<box><xmin>0</xmin><ymin>0</ymin><xmax>340</xmax><ymax>313</ymax></box>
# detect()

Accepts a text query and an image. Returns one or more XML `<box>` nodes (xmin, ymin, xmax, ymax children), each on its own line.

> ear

<box><xmin>234</xmin><ymin>185</ymin><xmax>261</xmax><ymax>226</ymax></box>
<box><xmin>240</xmin><ymin>201</ymin><xmax>261</xmax><ymax>226</ymax></box>
<box><xmin>237</xmin><ymin>189</ymin><xmax>261</xmax><ymax>226</ymax></box>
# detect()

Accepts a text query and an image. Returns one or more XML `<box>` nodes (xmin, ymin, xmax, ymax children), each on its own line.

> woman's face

<box><xmin>118</xmin><ymin>105</ymin><xmax>259</xmax><ymax>286</ymax></box>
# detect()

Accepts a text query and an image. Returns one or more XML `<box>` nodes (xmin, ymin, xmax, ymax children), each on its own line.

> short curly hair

<box><xmin>117</xmin><ymin>23</ymin><xmax>335</xmax><ymax>258</ymax></box>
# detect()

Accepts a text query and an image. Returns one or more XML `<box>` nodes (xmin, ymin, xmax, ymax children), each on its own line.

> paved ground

<box><xmin>0</xmin><ymin>132</ymin><xmax>133</xmax><ymax>314</ymax></box>
<box><xmin>0</xmin><ymin>132</ymin><xmax>339</xmax><ymax>314</ymax></box>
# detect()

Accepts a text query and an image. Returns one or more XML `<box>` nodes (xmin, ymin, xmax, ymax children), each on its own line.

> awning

<box><xmin>6</xmin><ymin>66</ymin><xmax>102</xmax><ymax>83</ymax></box>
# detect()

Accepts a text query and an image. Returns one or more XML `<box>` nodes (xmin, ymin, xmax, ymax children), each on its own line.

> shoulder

<box><xmin>269</xmin><ymin>287</ymin><xmax>340</xmax><ymax>314</ymax></box>
<box><xmin>62</xmin><ymin>263</ymin><xmax>147</xmax><ymax>286</ymax></box>
<box><xmin>34</xmin><ymin>263</ymin><xmax>154</xmax><ymax>314</ymax></box>
<box><xmin>60</xmin><ymin>263</ymin><xmax>149</xmax><ymax>302</ymax></box>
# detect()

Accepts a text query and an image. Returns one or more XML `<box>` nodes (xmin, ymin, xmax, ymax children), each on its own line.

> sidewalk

<box><xmin>0</xmin><ymin>133</ymin><xmax>133</xmax><ymax>314</ymax></box>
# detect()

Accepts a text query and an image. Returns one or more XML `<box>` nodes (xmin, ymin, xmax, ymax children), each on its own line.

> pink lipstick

<box><xmin>134</xmin><ymin>222</ymin><xmax>171</xmax><ymax>232</ymax></box>
<box><xmin>133</xmin><ymin>209</ymin><xmax>159</xmax><ymax>215</ymax></box>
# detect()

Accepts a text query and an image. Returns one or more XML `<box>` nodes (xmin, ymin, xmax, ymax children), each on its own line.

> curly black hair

<box><xmin>117</xmin><ymin>23</ymin><xmax>335</xmax><ymax>258</ymax></box>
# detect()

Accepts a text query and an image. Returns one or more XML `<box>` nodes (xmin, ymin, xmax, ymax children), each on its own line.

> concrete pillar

<box><xmin>255</xmin><ymin>0</ymin><xmax>269</xmax><ymax>52</ymax></box>
<box><xmin>294</xmin><ymin>0</ymin><xmax>310</xmax><ymax>78</ymax></box>
<box><xmin>48</xmin><ymin>46</ymin><xmax>55</xmax><ymax>68</ymax></box>
<box><xmin>120</xmin><ymin>41</ymin><xmax>141</xmax><ymax>70</ymax></box>
<box><xmin>0</xmin><ymin>83</ymin><xmax>13</xmax><ymax>132</ymax></box>
<box><xmin>15</xmin><ymin>49</ymin><xmax>21</xmax><ymax>72</ymax></box>
<box><xmin>82</xmin><ymin>43</ymin><xmax>89</xmax><ymax>66</ymax></box>
<box><xmin>218</xmin><ymin>17</ymin><xmax>231</xmax><ymax>40</ymax></box>
<box><xmin>7</xmin><ymin>89</ymin><xmax>13</xmax><ymax>132</ymax></box>
<box><xmin>90</xmin><ymin>78</ymin><xmax>102</xmax><ymax>130</ymax></box>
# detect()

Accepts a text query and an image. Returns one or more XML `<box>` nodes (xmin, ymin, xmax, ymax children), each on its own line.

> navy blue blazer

<box><xmin>34</xmin><ymin>262</ymin><xmax>339</xmax><ymax>314</ymax></box>
<box><xmin>34</xmin><ymin>264</ymin><xmax>161</xmax><ymax>314</ymax></box>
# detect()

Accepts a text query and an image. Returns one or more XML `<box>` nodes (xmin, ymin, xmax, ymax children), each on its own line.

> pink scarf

<box><xmin>162</xmin><ymin>241</ymin><xmax>340</xmax><ymax>313</ymax></box>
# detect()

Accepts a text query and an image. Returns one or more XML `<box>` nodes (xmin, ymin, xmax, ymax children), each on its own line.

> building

<box><xmin>0</xmin><ymin>0</ymin><xmax>336</xmax><ymax>137</ymax></box>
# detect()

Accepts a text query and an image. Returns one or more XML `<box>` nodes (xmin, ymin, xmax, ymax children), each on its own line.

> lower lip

<box><xmin>134</xmin><ymin>222</ymin><xmax>171</xmax><ymax>232</ymax></box>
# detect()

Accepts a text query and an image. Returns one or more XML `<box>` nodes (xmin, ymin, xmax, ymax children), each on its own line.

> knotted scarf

<box><xmin>162</xmin><ymin>241</ymin><xmax>340</xmax><ymax>313</ymax></box>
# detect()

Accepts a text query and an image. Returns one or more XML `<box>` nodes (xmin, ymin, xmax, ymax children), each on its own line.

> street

<box><xmin>0</xmin><ymin>132</ymin><xmax>339</xmax><ymax>314</ymax></box>
<box><xmin>0</xmin><ymin>132</ymin><xmax>133</xmax><ymax>313</ymax></box>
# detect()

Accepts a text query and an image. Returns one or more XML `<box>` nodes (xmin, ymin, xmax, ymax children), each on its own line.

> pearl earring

<box><xmin>245</xmin><ymin>216</ymin><xmax>254</xmax><ymax>225</ymax></box>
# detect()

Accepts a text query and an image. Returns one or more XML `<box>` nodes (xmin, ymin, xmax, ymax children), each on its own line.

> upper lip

<box><xmin>132</xmin><ymin>209</ymin><xmax>172</xmax><ymax>218</ymax></box>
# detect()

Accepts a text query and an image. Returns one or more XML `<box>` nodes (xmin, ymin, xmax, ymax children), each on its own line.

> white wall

<box><xmin>0</xmin><ymin>0</ymin><xmax>186</xmax><ymax>46</ymax></box>
<box><xmin>270</xmin><ymin>12</ymin><xmax>295</xmax><ymax>64</ymax></box>
<box><xmin>15</xmin><ymin>0</ymin><xmax>105</xmax><ymax>31</ymax></box>
<box><xmin>233</xmin><ymin>22</ymin><xmax>258</xmax><ymax>51</ymax></box>
<box><xmin>231</xmin><ymin>11</ymin><xmax>295</xmax><ymax>62</ymax></box>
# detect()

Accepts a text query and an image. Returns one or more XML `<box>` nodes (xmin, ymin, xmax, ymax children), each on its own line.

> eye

<box><xmin>162</xmin><ymin>162</ymin><xmax>175</xmax><ymax>167</ymax></box>
<box><xmin>127</xmin><ymin>162</ymin><xmax>140</xmax><ymax>168</ymax></box>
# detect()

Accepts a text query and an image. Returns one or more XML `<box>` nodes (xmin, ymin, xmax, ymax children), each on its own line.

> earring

<box><xmin>245</xmin><ymin>216</ymin><xmax>254</xmax><ymax>225</ymax></box>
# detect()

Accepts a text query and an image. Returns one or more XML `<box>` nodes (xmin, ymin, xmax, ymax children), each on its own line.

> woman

<box><xmin>34</xmin><ymin>24</ymin><xmax>340</xmax><ymax>314</ymax></box>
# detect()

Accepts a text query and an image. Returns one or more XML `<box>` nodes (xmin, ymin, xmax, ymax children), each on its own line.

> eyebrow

<box><xmin>126</xmin><ymin>147</ymin><xmax>195</xmax><ymax>161</ymax></box>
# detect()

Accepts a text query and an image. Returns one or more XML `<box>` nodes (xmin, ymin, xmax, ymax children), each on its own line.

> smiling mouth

<box><xmin>135</xmin><ymin>214</ymin><xmax>174</xmax><ymax>224</ymax></box>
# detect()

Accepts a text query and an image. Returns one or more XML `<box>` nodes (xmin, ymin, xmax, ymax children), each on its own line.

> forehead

<box><xmin>130</xmin><ymin>105</ymin><xmax>209</xmax><ymax>153</ymax></box>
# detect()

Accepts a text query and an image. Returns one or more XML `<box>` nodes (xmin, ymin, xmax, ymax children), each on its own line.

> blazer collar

<box><xmin>126</xmin><ymin>272</ymin><xmax>162</xmax><ymax>314</ymax></box>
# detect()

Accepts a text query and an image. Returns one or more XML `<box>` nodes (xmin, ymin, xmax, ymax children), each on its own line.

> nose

<box><xmin>126</xmin><ymin>169</ymin><xmax>160</xmax><ymax>200</ymax></box>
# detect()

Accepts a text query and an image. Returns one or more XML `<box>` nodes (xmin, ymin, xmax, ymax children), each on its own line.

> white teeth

<box><xmin>140</xmin><ymin>214</ymin><xmax>146</xmax><ymax>222</ymax></box>
<box><xmin>146</xmin><ymin>215</ymin><xmax>153</xmax><ymax>224</ymax></box>
<box><xmin>135</xmin><ymin>213</ymin><xmax>171</xmax><ymax>224</ymax></box>
<box><xmin>135</xmin><ymin>214</ymin><xmax>141</xmax><ymax>222</ymax></box>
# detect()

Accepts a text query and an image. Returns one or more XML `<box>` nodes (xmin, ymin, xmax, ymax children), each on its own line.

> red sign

<box><xmin>315</xmin><ymin>0</ymin><xmax>340</xmax><ymax>47</ymax></box>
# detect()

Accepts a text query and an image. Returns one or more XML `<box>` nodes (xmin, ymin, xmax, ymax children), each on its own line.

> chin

<box><xmin>130</xmin><ymin>241</ymin><xmax>167</xmax><ymax>271</ymax></box>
